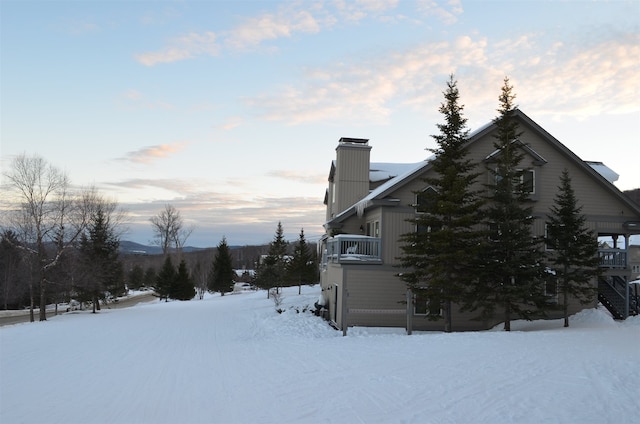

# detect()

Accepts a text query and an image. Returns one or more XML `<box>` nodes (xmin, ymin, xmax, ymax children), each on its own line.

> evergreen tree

<box><xmin>143</xmin><ymin>267</ymin><xmax>157</xmax><ymax>288</ymax></box>
<box><xmin>0</xmin><ymin>230</ymin><xmax>27</xmax><ymax>310</ymax></box>
<box><xmin>470</xmin><ymin>77</ymin><xmax>547</xmax><ymax>330</ymax></box>
<box><xmin>155</xmin><ymin>256</ymin><xmax>175</xmax><ymax>302</ymax></box>
<box><xmin>78</xmin><ymin>206</ymin><xmax>123</xmax><ymax>313</ymax></box>
<box><xmin>254</xmin><ymin>222</ymin><xmax>288</xmax><ymax>297</ymax></box>
<box><xmin>171</xmin><ymin>259</ymin><xmax>195</xmax><ymax>300</ymax></box>
<box><xmin>287</xmin><ymin>229</ymin><xmax>317</xmax><ymax>294</ymax></box>
<box><xmin>546</xmin><ymin>169</ymin><xmax>600</xmax><ymax>327</ymax></box>
<box><xmin>208</xmin><ymin>237</ymin><xmax>235</xmax><ymax>295</ymax></box>
<box><xmin>127</xmin><ymin>265</ymin><xmax>145</xmax><ymax>290</ymax></box>
<box><xmin>398</xmin><ymin>75</ymin><xmax>484</xmax><ymax>332</ymax></box>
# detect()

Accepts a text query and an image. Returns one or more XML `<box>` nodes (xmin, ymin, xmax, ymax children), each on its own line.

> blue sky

<box><xmin>2</xmin><ymin>0</ymin><xmax>639</xmax><ymax>247</ymax></box>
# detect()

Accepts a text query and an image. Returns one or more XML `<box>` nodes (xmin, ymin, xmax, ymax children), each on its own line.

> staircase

<box><xmin>598</xmin><ymin>276</ymin><xmax>640</xmax><ymax>320</ymax></box>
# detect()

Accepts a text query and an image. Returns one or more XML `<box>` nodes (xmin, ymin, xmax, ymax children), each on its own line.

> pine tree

<box><xmin>78</xmin><ymin>207</ymin><xmax>123</xmax><ymax>313</ymax></box>
<box><xmin>287</xmin><ymin>229</ymin><xmax>317</xmax><ymax>294</ymax></box>
<box><xmin>470</xmin><ymin>77</ymin><xmax>548</xmax><ymax>330</ymax></box>
<box><xmin>171</xmin><ymin>259</ymin><xmax>195</xmax><ymax>300</ymax></box>
<box><xmin>398</xmin><ymin>75</ymin><xmax>484</xmax><ymax>332</ymax></box>
<box><xmin>254</xmin><ymin>222</ymin><xmax>288</xmax><ymax>298</ymax></box>
<box><xmin>155</xmin><ymin>256</ymin><xmax>175</xmax><ymax>302</ymax></box>
<box><xmin>127</xmin><ymin>265</ymin><xmax>145</xmax><ymax>290</ymax></box>
<box><xmin>143</xmin><ymin>267</ymin><xmax>157</xmax><ymax>288</ymax></box>
<box><xmin>208</xmin><ymin>237</ymin><xmax>235</xmax><ymax>296</ymax></box>
<box><xmin>547</xmin><ymin>169</ymin><xmax>600</xmax><ymax>327</ymax></box>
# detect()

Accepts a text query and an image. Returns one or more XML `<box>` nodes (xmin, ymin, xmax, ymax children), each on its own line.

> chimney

<box><xmin>331</xmin><ymin>138</ymin><xmax>371</xmax><ymax>215</ymax></box>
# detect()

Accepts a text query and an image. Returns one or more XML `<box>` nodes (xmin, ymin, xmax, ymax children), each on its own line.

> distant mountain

<box><xmin>119</xmin><ymin>241</ymin><xmax>208</xmax><ymax>255</ymax></box>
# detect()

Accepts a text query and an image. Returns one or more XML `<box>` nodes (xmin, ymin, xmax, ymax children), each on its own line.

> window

<box><xmin>544</xmin><ymin>277</ymin><xmax>558</xmax><ymax>304</ymax></box>
<box><xmin>416</xmin><ymin>187</ymin><xmax>440</xmax><ymax>234</ymax></box>
<box><xmin>488</xmin><ymin>222</ymin><xmax>500</xmax><ymax>242</ymax></box>
<box><xmin>544</xmin><ymin>223</ymin><xmax>556</xmax><ymax>251</ymax></box>
<box><xmin>366</xmin><ymin>220</ymin><xmax>380</xmax><ymax>237</ymax></box>
<box><xmin>414</xmin><ymin>291</ymin><xmax>442</xmax><ymax>316</ymax></box>
<box><xmin>491</xmin><ymin>169</ymin><xmax>535</xmax><ymax>194</ymax></box>
<box><xmin>521</xmin><ymin>169</ymin><xmax>534</xmax><ymax>194</ymax></box>
<box><xmin>416</xmin><ymin>186</ymin><xmax>437</xmax><ymax>213</ymax></box>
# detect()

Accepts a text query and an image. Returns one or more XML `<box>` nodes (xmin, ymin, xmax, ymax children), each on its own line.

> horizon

<box><xmin>2</xmin><ymin>1</ymin><xmax>639</xmax><ymax>247</ymax></box>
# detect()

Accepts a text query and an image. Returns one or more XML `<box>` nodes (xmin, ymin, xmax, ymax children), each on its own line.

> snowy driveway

<box><xmin>1</xmin><ymin>286</ymin><xmax>638</xmax><ymax>424</ymax></box>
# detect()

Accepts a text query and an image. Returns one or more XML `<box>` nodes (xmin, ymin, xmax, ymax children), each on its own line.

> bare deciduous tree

<box><xmin>150</xmin><ymin>204</ymin><xmax>193</xmax><ymax>257</ymax></box>
<box><xmin>3</xmin><ymin>154</ymin><xmax>88</xmax><ymax>321</ymax></box>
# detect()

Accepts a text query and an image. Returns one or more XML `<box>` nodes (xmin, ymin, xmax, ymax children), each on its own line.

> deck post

<box><xmin>342</xmin><ymin>284</ymin><xmax>348</xmax><ymax>336</ymax></box>
<box><xmin>406</xmin><ymin>289</ymin><xmax>413</xmax><ymax>335</ymax></box>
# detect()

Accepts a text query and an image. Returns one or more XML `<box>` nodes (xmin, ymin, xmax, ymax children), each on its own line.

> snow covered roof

<box><xmin>586</xmin><ymin>161</ymin><xmax>619</xmax><ymax>183</ymax></box>
<box><xmin>326</xmin><ymin>109</ymin><xmax>640</xmax><ymax>228</ymax></box>
<box><xmin>329</xmin><ymin>159</ymin><xmax>431</xmax><ymax>223</ymax></box>
<box><xmin>369</xmin><ymin>162</ymin><xmax>423</xmax><ymax>182</ymax></box>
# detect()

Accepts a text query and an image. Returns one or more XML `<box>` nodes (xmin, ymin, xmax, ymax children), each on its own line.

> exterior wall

<box><xmin>340</xmin><ymin>265</ymin><xmax>407</xmax><ymax>328</ymax></box>
<box><xmin>320</xmin><ymin>263</ymin><xmax>345</xmax><ymax>325</ymax></box>
<box><xmin>321</xmin><ymin>113</ymin><xmax>640</xmax><ymax>332</ymax></box>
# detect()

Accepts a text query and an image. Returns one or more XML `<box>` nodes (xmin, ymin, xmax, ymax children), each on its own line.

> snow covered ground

<box><xmin>1</xmin><ymin>285</ymin><xmax>638</xmax><ymax>424</ymax></box>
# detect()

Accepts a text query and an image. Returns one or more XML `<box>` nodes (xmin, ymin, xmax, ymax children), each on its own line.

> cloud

<box><xmin>245</xmin><ymin>30</ymin><xmax>639</xmax><ymax>126</ymax></box>
<box><xmin>119</xmin><ymin>142</ymin><xmax>189</xmax><ymax>164</ymax></box>
<box><xmin>224</xmin><ymin>7</ymin><xmax>322</xmax><ymax>50</ymax></box>
<box><xmin>133</xmin><ymin>0</ymin><xmax>457</xmax><ymax>66</ymax></box>
<box><xmin>217</xmin><ymin>116</ymin><xmax>243</xmax><ymax>131</ymax></box>
<box><xmin>416</xmin><ymin>0</ymin><xmax>463</xmax><ymax>25</ymax></box>
<box><xmin>245</xmin><ymin>35</ymin><xmax>486</xmax><ymax>125</ymax></box>
<box><xmin>266</xmin><ymin>170</ymin><xmax>326</xmax><ymax>185</ymax></box>
<box><xmin>333</xmin><ymin>0</ymin><xmax>400</xmax><ymax>22</ymax></box>
<box><xmin>111</xmin><ymin>183</ymin><xmax>326</xmax><ymax>246</ymax></box>
<box><xmin>135</xmin><ymin>31</ymin><xmax>219</xmax><ymax>66</ymax></box>
<box><xmin>120</xmin><ymin>89</ymin><xmax>174</xmax><ymax>110</ymax></box>
<box><xmin>511</xmin><ymin>34</ymin><xmax>640</xmax><ymax>119</ymax></box>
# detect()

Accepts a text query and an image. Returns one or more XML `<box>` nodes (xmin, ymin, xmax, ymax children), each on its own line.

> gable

<box><xmin>325</xmin><ymin>109</ymin><xmax>640</xmax><ymax>230</ymax></box>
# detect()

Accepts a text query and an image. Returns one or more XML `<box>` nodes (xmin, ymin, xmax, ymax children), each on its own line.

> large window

<box><xmin>521</xmin><ymin>169</ymin><xmax>535</xmax><ymax>194</ymax></box>
<box><xmin>544</xmin><ymin>275</ymin><xmax>558</xmax><ymax>304</ymax></box>
<box><xmin>366</xmin><ymin>220</ymin><xmax>380</xmax><ymax>237</ymax></box>
<box><xmin>416</xmin><ymin>186</ymin><xmax>437</xmax><ymax>213</ymax></box>
<box><xmin>544</xmin><ymin>223</ymin><xmax>556</xmax><ymax>251</ymax></box>
<box><xmin>491</xmin><ymin>169</ymin><xmax>535</xmax><ymax>194</ymax></box>
<box><xmin>415</xmin><ymin>187</ymin><xmax>440</xmax><ymax>234</ymax></box>
<box><xmin>414</xmin><ymin>291</ymin><xmax>442</xmax><ymax>316</ymax></box>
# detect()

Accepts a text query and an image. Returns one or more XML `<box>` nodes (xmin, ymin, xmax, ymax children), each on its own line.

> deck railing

<box><xmin>324</xmin><ymin>235</ymin><xmax>382</xmax><ymax>264</ymax></box>
<box><xmin>598</xmin><ymin>248</ymin><xmax>627</xmax><ymax>268</ymax></box>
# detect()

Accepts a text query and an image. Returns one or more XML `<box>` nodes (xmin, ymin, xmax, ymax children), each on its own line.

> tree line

<box><xmin>398</xmin><ymin>75</ymin><xmax>601</xmax><ymax>331</ymax></box>
<box><xmin>0</xmin><ymin>161</ymin><xmax>319</xmax><ymax>320</ymax></box>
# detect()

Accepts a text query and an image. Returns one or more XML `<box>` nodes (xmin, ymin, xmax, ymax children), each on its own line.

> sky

<box><xmin>1</xmin><ymin>0</ymin><xmax>639</xmax><ymax>247</ymax></box>
<box><xmin>1</xmin><ymin>285</ymin><xmax>638</xmax><ymax>423</ymax></box>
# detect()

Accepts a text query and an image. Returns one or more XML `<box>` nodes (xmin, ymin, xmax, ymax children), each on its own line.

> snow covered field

<box><xmin>1</xmin><ymin>285</ymin><xmax>638</xmax><ymax>424</ymax></box>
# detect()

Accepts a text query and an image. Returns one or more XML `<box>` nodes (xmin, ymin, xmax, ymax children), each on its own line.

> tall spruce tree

<box><xmin>208</xmin><ymin>237</ymin><xmax>235</xmax><ymax>296</ymax></box>
<box><xmin>155</xmin><ymin>256</ymin><xmax>175</xmax><ymax>302</ymax></box>
<box><xmin>287</xmin><ymin>229</ymin><xmax>317</xmax><ymax>294</ymax></box>
<box><xmin>78</xmin><ymin>206</ymin><xmax>123</xmax><ymax>313</ymax></box>
<box><xmin>398</xmin><ymin>75</ymin><xmax>484</xmax><ymax>332</ymax></box>
<box><xmin>471</xmin><ymin>77</ymin><xmax>548</xmax><ymax>330</ymax></box>
<box><xmin>171</xmin><ymin>259</ymin><xmax>196</xmax><ymax>300</ymax></box>
<box><xmin>546</xmin><ymin>169</ymin><xmax>600</xmax><ymax>327</ymax></box>
<box><xmin>254</xmin><ymin>222</ymin><xmax>288</xmax><ymax>298</ymax></box>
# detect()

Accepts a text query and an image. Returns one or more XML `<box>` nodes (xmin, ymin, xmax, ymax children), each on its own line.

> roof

<box><xmin>369</xmin><ymin>162</ymin><xmax>423</xmax><ymax>183</ymax></box>
<box><xmin>325</xmin><ymin>109</ymin><xmax>640</xmax><ymax>228</ymax></box>
<box><xmin>585</xmin><ymin>161</ymin><xmax>619</xmax><ymax>183</ymax></box>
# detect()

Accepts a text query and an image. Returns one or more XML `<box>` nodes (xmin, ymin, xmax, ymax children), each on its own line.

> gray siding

<box><xmin>321</xmin><ymin>111</ymin><xmax>640</xmax><ymax>332</ymax></box>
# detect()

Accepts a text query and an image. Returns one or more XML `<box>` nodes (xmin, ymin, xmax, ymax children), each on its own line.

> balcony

<box><xmin>598</xmin><ymin>248</ymin><xmax>627</xmax><ymax>268</ymax></box>
<box><xmin>324</xmin><ymin>235</ymin><xmax>382</xmax><ymax>264</ymax></box>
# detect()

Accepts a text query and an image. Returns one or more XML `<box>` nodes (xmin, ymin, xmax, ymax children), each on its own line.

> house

<box><xmin>628</xmin><ymin>245</ymin><xmax>640</xmax><ymax>280</ymax></box>
<box><xmin>318</xmin><ymin>110</ymin><xmax>640</xmax><ymax>333</ymax></box>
